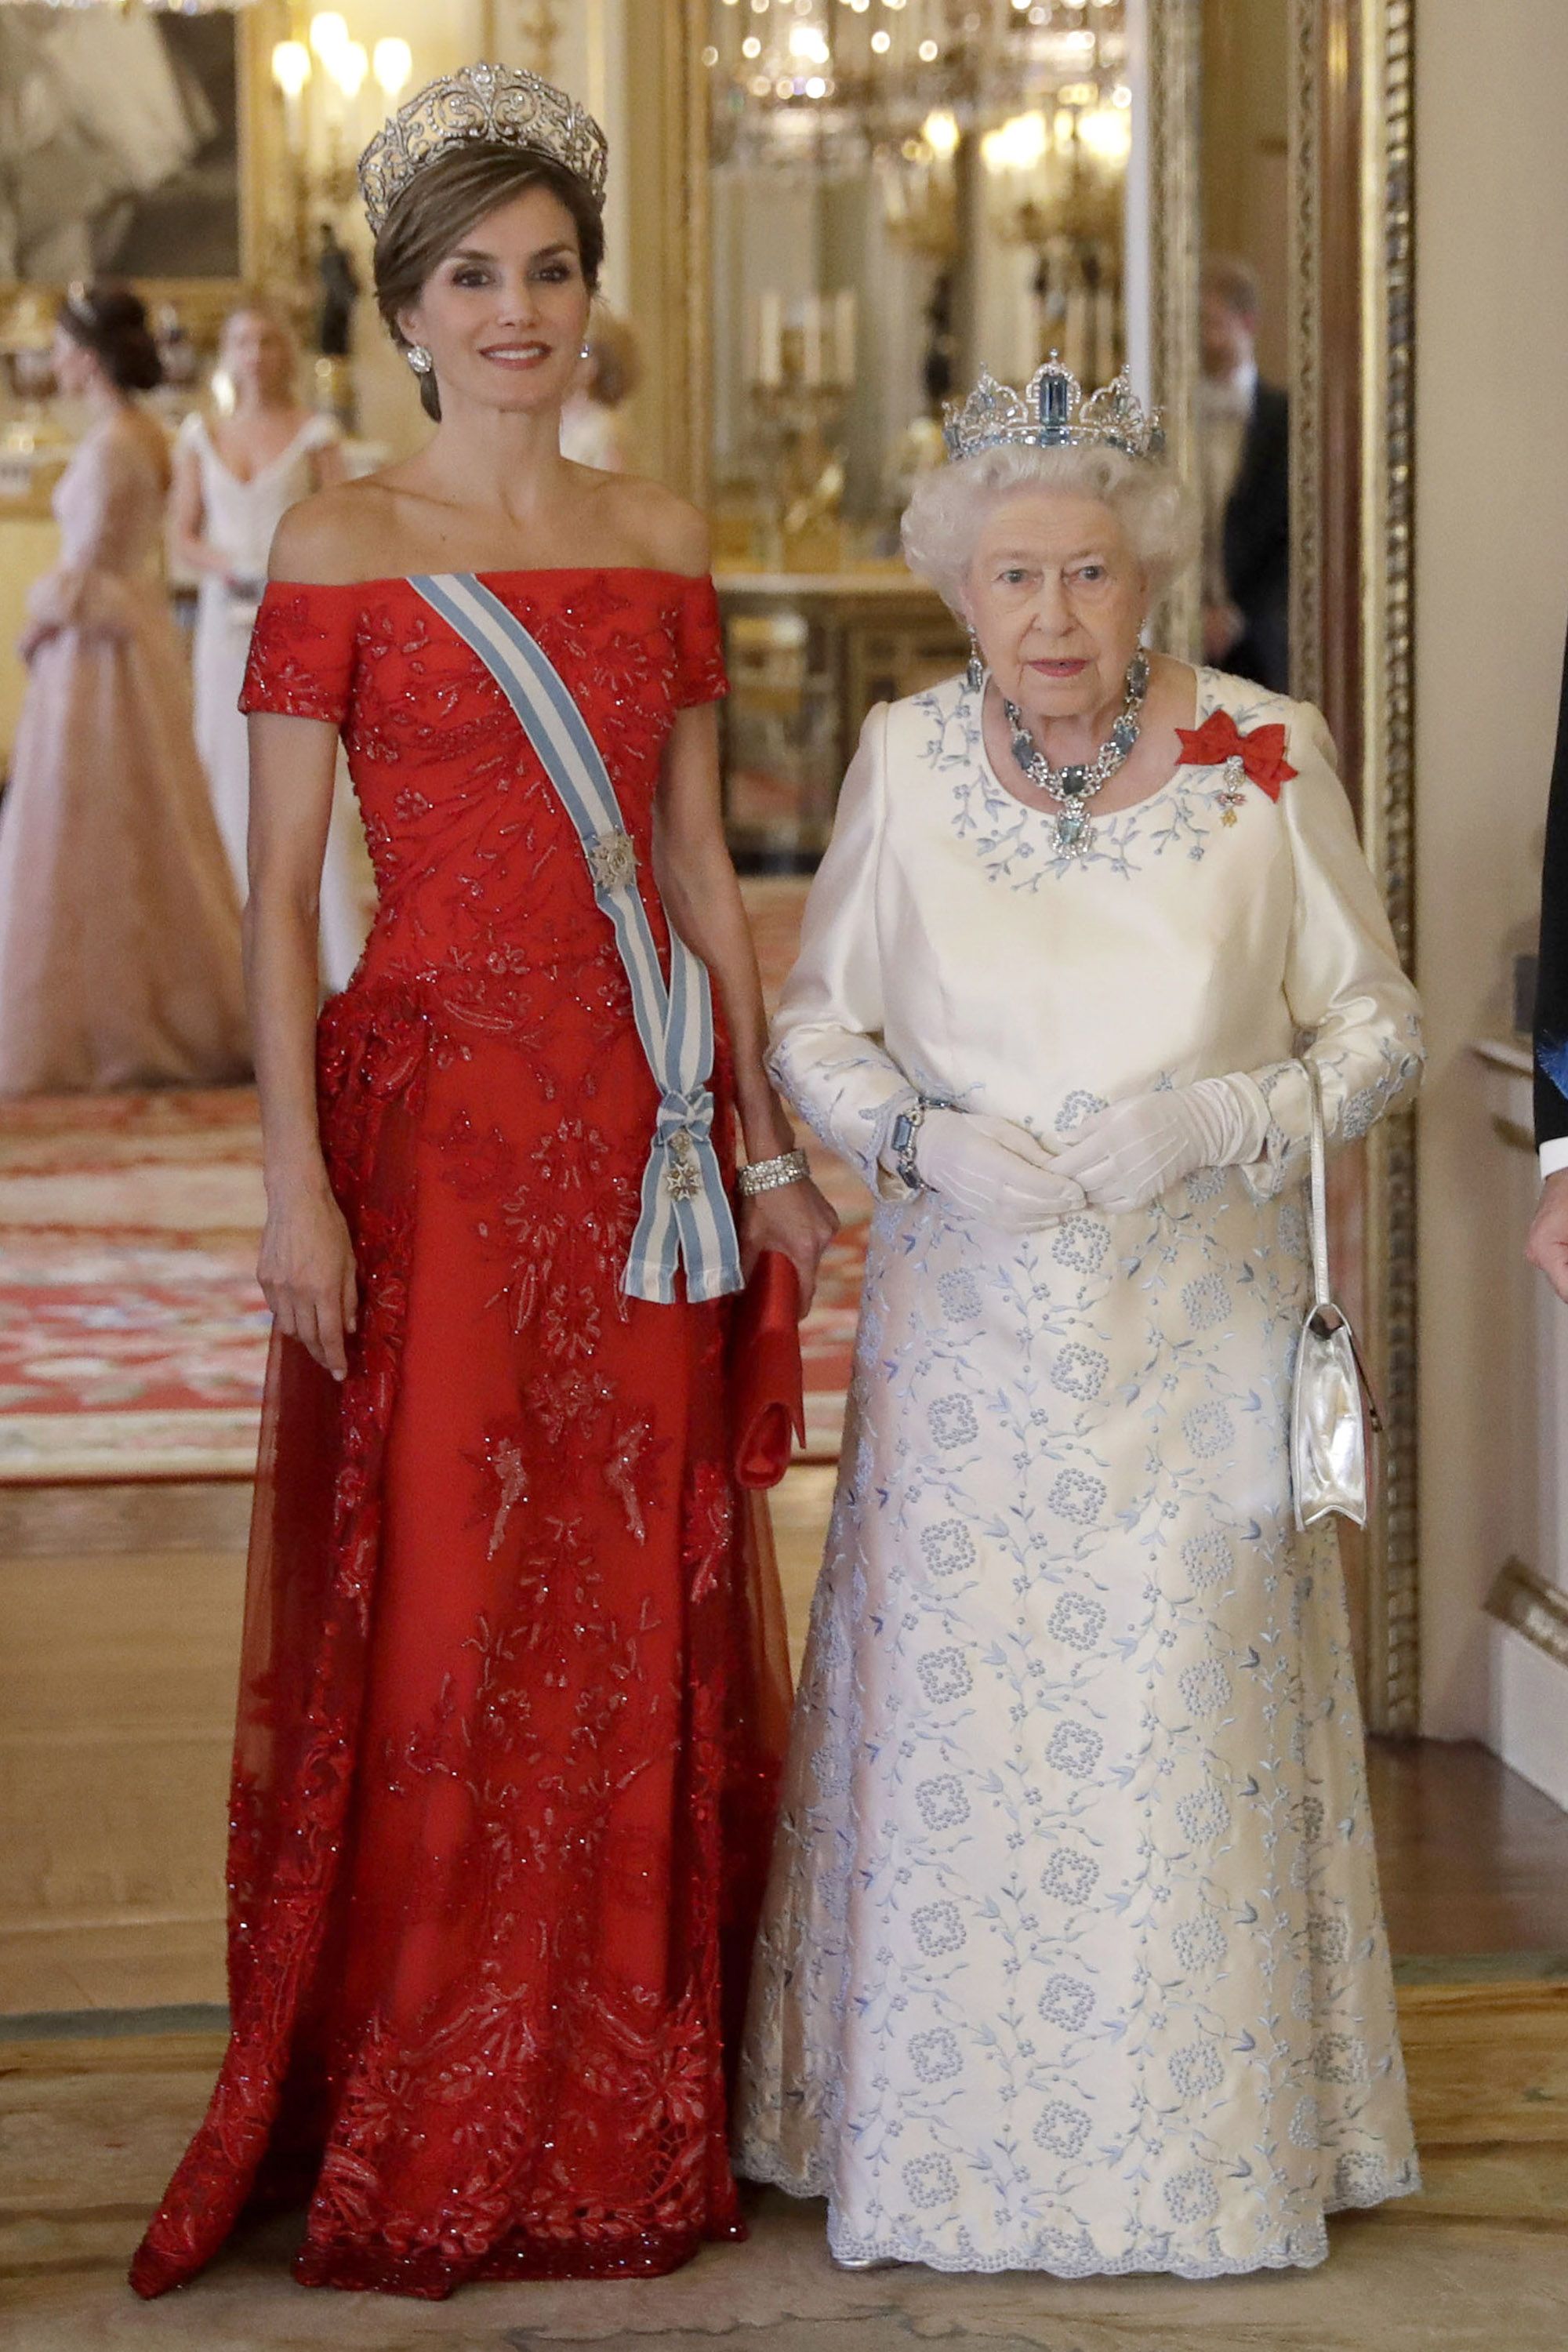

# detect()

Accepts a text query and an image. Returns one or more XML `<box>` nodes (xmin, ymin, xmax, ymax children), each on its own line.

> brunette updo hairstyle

<box><xmin>372</xmin><ymin>141</ymin><xmax>604</xmax><ymax>423</ymax></box>
<box><xmin>57</xmin><ymin>284</ymin><xmax>163</xmax><ymax>393</ymax></box>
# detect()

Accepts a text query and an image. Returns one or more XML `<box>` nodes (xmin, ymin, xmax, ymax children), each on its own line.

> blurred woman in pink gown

<box><xmin>0</xmin><ymin>285</ymin><xmax>249</xmax><ymax>1094</ymax></box>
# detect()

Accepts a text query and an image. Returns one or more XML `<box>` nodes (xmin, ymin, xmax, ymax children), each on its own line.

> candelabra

<box><xmin>268</xmin><ymin>15</ymin><xmax>412</xmax><ymax>276</ymax></box>
<box><xmin>262</xmin><ymin>15</ymin><xmax>412</xmax><ymax>419</ymax></box>
<box><xmin>747</xmin><ymin>297</ymin><xmax>856</xmax><ymax>570</ymax></box>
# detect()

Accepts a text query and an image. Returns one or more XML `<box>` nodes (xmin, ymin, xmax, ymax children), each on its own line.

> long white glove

<box><xmin>908</xmin><ymin>1108</ymin><xmax>1087</xmax><ymax>1232</ymax></box>
<box><xmin>1050</xmin><ymin>1075</ymin><xmax>1269</xmax><ymax>1214</ymax></box>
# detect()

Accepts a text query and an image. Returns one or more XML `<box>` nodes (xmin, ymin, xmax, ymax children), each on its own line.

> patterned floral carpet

<box><xmin>0</xmin><ymin>881</ymin><xmax>865</xmax><ymax>1481</ymax></box>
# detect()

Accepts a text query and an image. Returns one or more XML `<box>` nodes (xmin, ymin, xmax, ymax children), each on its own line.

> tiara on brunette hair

<box><xmin>357</xmin><ymin>61</ymin><xmax>608</xmax><ymax>237</ymax></box>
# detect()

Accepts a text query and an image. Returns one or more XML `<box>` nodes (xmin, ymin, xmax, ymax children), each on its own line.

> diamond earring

<box><xmin>965</xmin><ymin>632</ymin><xmax>985</xmax><ymax>695</ymax></box>
<box><xmin>579</xmin><ymin>340</ymin><xmax>591</xmax><ymax>359</ymax></box>
<box><xmin>405</xmin><ymin>343</ymin><xmax>433</xmax><ymax>375</ymax></box>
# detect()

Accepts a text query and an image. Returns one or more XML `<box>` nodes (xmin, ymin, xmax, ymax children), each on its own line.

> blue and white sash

<box><xmin>410</xmin><ymin>572</ymin><xmax>742</xmax><ymax>1306</ymax></box>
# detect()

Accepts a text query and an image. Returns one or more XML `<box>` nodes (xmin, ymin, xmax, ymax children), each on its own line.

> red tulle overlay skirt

<box><xmin>131</xmin><ymin>971</ymin><xmax>790</xmax><ymax>2299</ymax></box>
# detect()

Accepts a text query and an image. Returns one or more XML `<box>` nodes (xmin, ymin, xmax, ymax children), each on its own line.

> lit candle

<box><xmin>833</xmin><ymin>289</ymin><xmax>856</xmax><ymax>387</ymax></box>
<box><xmin>757</xmin><ymin>291</ymin><xmax>782</xmax><ymax>388</ymax></box>
<box><xmin>1094</xmin><ymin>287</ymin><xmax>1117</xmax><ymax>385</ymax></box>
<box><xmin>373</xmin><ymin>38</ymin><xmax>413</xmax><ymax>100</ymax></box>
<box><xmin>271</xmin><ymin>39</ymin><xmax>310</xmax><ymax>154</ymax></box>
<box><xmin>801</xmin><ymin>293</ymin><xmax>823</xmax><ymax>389</ymax></box>
<box><xmin>1065</xmin><ymin>289</ymin><xmax>1091</xmax><ymax>389</ymax></box>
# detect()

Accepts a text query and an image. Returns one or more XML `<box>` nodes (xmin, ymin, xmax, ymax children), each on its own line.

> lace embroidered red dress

<box><xmin>131</xmin><ymin>569</ymin><xmax>789</xmax><ymax>2300</ymax></box>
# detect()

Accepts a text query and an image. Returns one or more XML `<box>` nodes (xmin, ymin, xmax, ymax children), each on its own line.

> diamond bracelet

<box><xmin>736</xmin><ymin>1148</ymin><xmax>811</xmax><ymax>1198</ymax></box>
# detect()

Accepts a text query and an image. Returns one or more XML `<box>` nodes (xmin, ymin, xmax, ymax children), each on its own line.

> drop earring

<box><xmin>579</xmin><ymin>339</ymin><xmax>591</xmax><ymax>359</ymax></box>
<box><xmin>965</xmin><ymin>632</ymin><xmax>985</xmax><ymax>695</ymax></box>
<box><xmin>405</xmin><ymin>343</ymin><xmax>433</xmax><ymax>375</ymax></box>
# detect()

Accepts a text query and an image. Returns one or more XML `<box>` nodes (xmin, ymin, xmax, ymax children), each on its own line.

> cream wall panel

<box><xmin>1415</xmin><ymin>1</ymin><xmax>1568</xmax><ymax>1737</ymax></box>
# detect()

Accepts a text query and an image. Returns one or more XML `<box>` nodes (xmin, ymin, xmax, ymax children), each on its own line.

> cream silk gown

<box><xmin>734</xmin><ymin>665</ymin><xmax>1424</xmax><ymax>2277</ymax></box>
<box><xmin>180</xmin><ymin>412</ymin><xmax>370</xmax><ymax>996</ymax></box>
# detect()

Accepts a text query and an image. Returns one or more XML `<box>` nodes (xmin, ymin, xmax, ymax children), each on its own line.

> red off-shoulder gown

<box><xmin>131</xmin><ymin>570</ymin><xmax>789</xmax><ymax>2300</ymax></box>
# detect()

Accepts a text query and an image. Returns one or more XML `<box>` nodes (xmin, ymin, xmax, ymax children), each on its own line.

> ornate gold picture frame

<box><xmin>657</xmin><ymin>0</ymin><xmax>1417</xmax><ymax>1728</ymax></box>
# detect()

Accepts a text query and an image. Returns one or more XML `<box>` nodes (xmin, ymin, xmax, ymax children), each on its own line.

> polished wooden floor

<box><xmin>5</xmin><ymin>1466</ymin><xmax>1568</xmax><ymax>2017</ymax></box>
<box><xmin>4</xmin><ymin>1467</ymin><xmax>1568</xmax><ymax>2343</ymax></box>
<box><xmin>1367</xmin><ymin>1736</ymin><xmax>1568</xmax><ymax>1958</ymax></box>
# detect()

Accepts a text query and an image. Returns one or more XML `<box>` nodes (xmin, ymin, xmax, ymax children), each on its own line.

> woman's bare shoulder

<box><xmin>581</xmin><ymin>470</ymin><xmax>711</xmax><ymax>577</ymax></box>
<box><xmin>266</xmin><ymin>476</ymin><xmax>401</xmax><ymax>584</ymax></box>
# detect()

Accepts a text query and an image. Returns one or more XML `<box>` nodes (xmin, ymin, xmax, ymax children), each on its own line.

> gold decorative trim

<box><xmin>1486</xmin><ymin>1558</ymin><xmax>1568</xmax><ymax>1675</ymax></box>
<box><xmin>676</xmin><ymin>0</ymin><xmax>712</xmax><ymax>503</ymax></box>
<box><xmin>1146</xmin><ymin>0</ymin><xmax>1201</xmax><ymax>662</ymax></box>
<box><xmin>1287</xmin><ymin>0</ymin><xmax>1323</xmax><ymax>706</ymax></box>
<box><xmin>1361</xmin><ymin>0</ymin><xmax>1419</xmax><ymax>1735</ymax></box>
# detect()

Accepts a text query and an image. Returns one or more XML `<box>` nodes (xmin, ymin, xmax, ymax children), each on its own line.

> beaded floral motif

<box><xmin>134</xmin><ymin>571</ymin><xmax>771</xmax><ymax>2305</ymax></box>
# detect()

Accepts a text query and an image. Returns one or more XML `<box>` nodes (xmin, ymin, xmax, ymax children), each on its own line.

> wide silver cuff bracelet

<box><xmin>736</xmin><ymin>1147</ymin><xmax>811</xmax><ymax>1197</ymax></box>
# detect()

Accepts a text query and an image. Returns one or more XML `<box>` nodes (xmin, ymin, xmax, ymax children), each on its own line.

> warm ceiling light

<box><xmin>921</xmin><ymin>108</ymin><xmax>960</xmax><ymax>159</ymax></box>
<box><xmin>918</xmin><ymin>37</ymin><xmax>938</xmax><ymax>60</ymax></box>
<box><xmin>332</xmin><ymin>42</ymin><xmax>368</xmax><ymax>101</ymax></box>
<box><xmin>308</xmin><ymin>13</ymin><xmax>349</xmax><ymax>66</ymax></box>
<box><xmin>271</xmin><ymin>40</ymin><xmax>310</xmax><ymax>100</ymax></box>
<box><xmin>871</xmin><ymin>25</ymin><xmax>891</xmax><ymax>48</ymax></box>
<box><xmin>372</xmin><ymin>38</ymin><xmax>413</xmax><ymax>98</ymax></box>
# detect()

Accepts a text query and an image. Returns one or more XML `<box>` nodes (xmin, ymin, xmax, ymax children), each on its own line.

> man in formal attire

<box><xmin>1199</xmin><ymin>256</ymin><xmax>1290</xmax><ymax>695</ymax></box>
<box><xmin>1526</xmin><ymin>630</ymin><xmax>1568</xmax><ymax>1300</ymax></box>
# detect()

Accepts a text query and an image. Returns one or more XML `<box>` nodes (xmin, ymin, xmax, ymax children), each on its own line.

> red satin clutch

<box><xmin>731</xmin><ymin>1250</ymin><xmax>806</xmax><ymax>1489</ymax></box>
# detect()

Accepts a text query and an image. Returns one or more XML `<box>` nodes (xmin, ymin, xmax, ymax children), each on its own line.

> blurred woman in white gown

<box><xmin>169</xmin><ymin>302</ymin><xmax>369</xmax><ymax>994</ymax></box>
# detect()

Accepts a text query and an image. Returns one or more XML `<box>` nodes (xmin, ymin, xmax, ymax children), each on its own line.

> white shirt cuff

<box><xmin>1540</xmin><ymin>1138</ymin><xmax>1568</xmax><ymax>1179</ymax></box>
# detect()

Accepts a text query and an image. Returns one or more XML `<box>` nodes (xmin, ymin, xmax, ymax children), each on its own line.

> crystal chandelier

<box><xmin>706</xmin><ymin>0</ymin><xmax>1128</xmax><ymax>176</ymax></box>
<box><xmin>0</xmin><ymin>2</ymin><xmax>261</xmax><ymax>12</ymax></box>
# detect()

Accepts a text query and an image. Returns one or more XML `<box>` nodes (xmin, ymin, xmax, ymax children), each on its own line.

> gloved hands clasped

<box><xmin>1050</xmin><ymin>1074</ymin><xmax>1270</xmax><ymax>1214</ymax></box>
<box><xmin>906</xmin><ymin>1107</ymin><xmax>1087</xmax><ymax>1232</ymax></box>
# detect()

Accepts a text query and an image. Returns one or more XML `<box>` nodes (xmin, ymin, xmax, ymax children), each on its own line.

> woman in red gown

<box><xmin>132</xmin><ymin>66</ymin><xmax>834</xmax><ymax>2301</ymax></box>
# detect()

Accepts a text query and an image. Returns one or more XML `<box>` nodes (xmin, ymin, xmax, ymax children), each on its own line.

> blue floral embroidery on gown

<box><xmin>735</xmin><ymin>670</ymin><xmax>1423</xmax><ymax>2278</ymax></box>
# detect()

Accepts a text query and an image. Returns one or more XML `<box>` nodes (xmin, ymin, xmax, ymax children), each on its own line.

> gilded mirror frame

<box><xmin>660</xmin><ymin>0</ymin><xmax>1417</xmax><ymax>1733</ymax></box>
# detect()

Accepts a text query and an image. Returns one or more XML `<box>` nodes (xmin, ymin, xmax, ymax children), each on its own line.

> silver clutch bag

<box><xmin>1290</xmin><ymin>1060</ymin><xmax>1381</xmax><ymax>1530</ymax></box>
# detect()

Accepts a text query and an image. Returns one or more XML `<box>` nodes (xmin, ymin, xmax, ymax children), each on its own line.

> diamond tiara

<box><xmin>942</xmin><ymin>355</ymin><xmax>1165</xmax><ymax>465</ymax></box>
<box><xmin>358</xmin><ymin>62</ymin><xmax>608</xmax><ymax>238</ymax></box>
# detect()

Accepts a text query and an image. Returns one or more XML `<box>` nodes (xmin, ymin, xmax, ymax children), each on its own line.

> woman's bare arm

<box><xmin>167</xmin><ymin>434</ymin><xmax>233</xmax><ymax>579</ymax></box>
<box><xmin>655</xmin><ymin>699</ymin><xmax>838</xmax><ymax>1305</ymax></box>
<box><xmin>245</xmin><ymin>493</ymin><xmax>364</xmax><ymax>1376</ymax></box>
<box><xmin>245</xmin><ymin>704</ymin><xmax>358</xmax><ymax>1377</ymax></box>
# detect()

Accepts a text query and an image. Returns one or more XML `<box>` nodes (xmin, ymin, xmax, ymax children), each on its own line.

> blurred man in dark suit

<box><xmin>1527</xmin><ymin>629</ymin><xmax>1568</xmax><ymax>1301</ymax></box>
<box><xmin>1199</xmin><ymin>256</ymin><xmax>1290</xmax><ymax>695</ymax></box>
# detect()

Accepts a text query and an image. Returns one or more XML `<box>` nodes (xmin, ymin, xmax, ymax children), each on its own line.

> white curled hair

<box><xmin>900</xmin><ymin>441</ymin><xmax>1200</xmax><ymax>619</ymax></box>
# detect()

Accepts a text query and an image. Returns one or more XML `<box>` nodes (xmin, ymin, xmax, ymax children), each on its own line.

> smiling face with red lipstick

<box><xmin>394</xmin><ymin>183</ymin><xmax>593</xmax><ymax>426</ymax></box>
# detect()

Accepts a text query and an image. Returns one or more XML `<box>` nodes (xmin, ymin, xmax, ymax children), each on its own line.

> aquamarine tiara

<box><xmin>942</xmin><ymin>355</ymin><xmax>1165</xmax><ymax>464</ymax></box>
<box><xmin>358</xmin><ymin>62</ymin><xmax>608</xmax><ymax>238</ymax></box>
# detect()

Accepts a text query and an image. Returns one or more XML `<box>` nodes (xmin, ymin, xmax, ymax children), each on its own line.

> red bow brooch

<box><xmin>1175</xmin><ymin>710</ymin><xmax>1297</xmax><ymax>820</ymax></box>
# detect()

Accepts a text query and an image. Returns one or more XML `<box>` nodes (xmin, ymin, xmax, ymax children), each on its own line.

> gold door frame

<box><xmin>658</xmin><ymin>0</ymin><xmax>1418</xmax><ymax>1731</ymax></box>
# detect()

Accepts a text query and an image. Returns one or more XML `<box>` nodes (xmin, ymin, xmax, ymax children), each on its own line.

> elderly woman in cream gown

<box><xmin>734</xmin><ymin>362</ymin><xmax>1425</xmax><ymax>2278</ymax></box>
